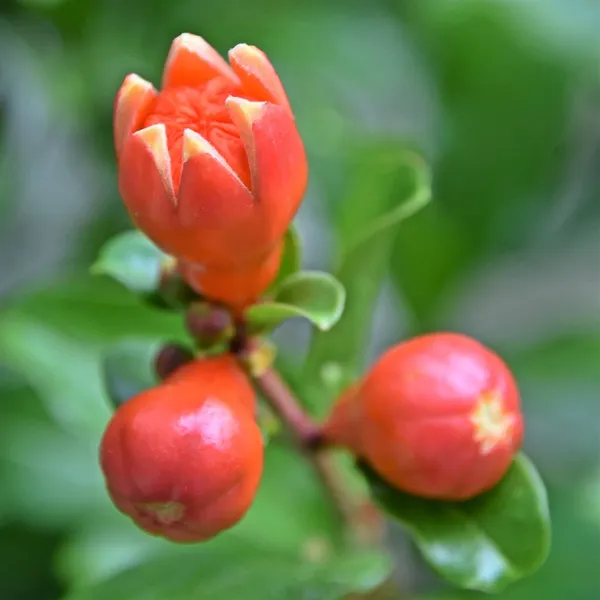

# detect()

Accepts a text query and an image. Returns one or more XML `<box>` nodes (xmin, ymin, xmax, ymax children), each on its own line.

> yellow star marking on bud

<box><xmin>470</xmin><ymin>390</ymin><xmax>514</xmax><ymax>455</ymax></box>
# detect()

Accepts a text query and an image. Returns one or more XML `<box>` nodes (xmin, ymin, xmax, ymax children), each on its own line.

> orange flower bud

<box><xmin>114</xmin><ymin>34</ymin><xmax>307</xmax><ymax>276</ymax></box>
<box><xmin>323</xmin><ymin>333</ymin><xmax>524</xmax><ymax>501</ymax></box>
<box><xmin>100</xmin><ymin>355</ymin><xmax>262</xmax><ymax>542</ymax></box>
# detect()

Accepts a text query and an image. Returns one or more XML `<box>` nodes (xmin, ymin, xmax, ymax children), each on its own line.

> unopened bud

<box><xmin>185</xmin><ymin>302</ymin><xmax>234</xmax><ymax>348</ymax></box>
<box><xmin>154</xmin><ymin>343</ymin><xmax>194</xmax><ymax>380</ymax></box>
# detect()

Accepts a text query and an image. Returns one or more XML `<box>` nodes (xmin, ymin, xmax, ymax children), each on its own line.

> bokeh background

<box><xmin>1</xmin><ymin>0</ymin><xmax>599</xmax><ymax>599</ymax></box>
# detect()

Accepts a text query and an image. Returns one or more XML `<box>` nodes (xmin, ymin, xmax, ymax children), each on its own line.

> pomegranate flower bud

<box><xmin>323</xmin><ymin>333</ymin><xmax>524</xmax><ymax>501</ymax></box>
<box><xmin>114</xmin><ymin>33</ymin><xmax>308</xmax><ymax>272</ymax></box>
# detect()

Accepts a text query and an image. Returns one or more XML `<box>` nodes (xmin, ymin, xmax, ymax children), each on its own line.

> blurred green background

<box><xmin>0</xmin><ymin>0</ymin><xmax>599</xmax><ymax>599</ymax></box>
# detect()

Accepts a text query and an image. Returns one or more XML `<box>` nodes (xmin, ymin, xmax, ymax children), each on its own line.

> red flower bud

<box><xmin>323</xmin><ymin>333</ymin><xmax>523</xmax><ymax>501</ymax></box>
<box><xmin>100</xmin><ymin>355</ymin><xmax>262</xmax><ymax>542</ymax></box>
<box><xmin>114</xmin><ymin>34</ymin><xmax>307</xmax><ymax>275</ymax></box>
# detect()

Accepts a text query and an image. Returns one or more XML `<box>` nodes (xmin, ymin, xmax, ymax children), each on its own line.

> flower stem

<box><xmin>253</xmin><ymin>368</ymin><xmax>321</xmax><ymax>449</ymax></box>
<box><xmin>252</xmin><ymin>367</ymin><xmax>383</xmax><ymax>546</ymax></box>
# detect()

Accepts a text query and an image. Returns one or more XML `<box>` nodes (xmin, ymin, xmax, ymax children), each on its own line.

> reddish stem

<box><xmin>253</xmin><ymin>367</ymin><xmax>383</xmax><ymax>546</ymax></box>
<box><xmin>253</xmin><ymin>368</ymin><xmax>321</xmax><ymax>448</ymax></box>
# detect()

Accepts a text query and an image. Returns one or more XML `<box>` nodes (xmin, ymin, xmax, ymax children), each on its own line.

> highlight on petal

<box><xmin>227</xmin><ymin>96</ymin><xmax>308</xmax><ymax>247</ymax></box>
<box><xmin>225</xmin><ymin>97</ymin><xmax>266</xmax><ymax>171</ymax></box>
<box><xmin>228</xmin><ymin>44</ymin><xmax>292</xmax><ymax>113</ymax></box>
<box><xmin>118</xmin><ymin>124</ymin><xmax>181</xmax><ymax>258</ymax></box>
<box><xmin>163</xmin><ymin>33</ymin><xmax>239</xmax><ymax>89</ymax></box>
<box><xmin>113</xmin><ymin>74</ymin><xmax>157</xmax><ymax>158</ymax></box>
<box><xmin>182</xmin><ymin>128</ymin><xmax>249</xmax><ymax>193</ymax></box>
<box><xmin>133</xmin><ymin>124</ymin><xmax>176</xmax><ymax>202</ymax></box>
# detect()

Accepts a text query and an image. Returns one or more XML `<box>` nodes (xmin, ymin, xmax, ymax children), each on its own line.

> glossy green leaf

<box><xmin>363</xmin><ymin>454</ymin><xmax>551</xmax><ymax>592</ymax></box>
<box><xmin>416</xmin><ymin>483</ymin><xmax>600</xmax><ymax>600</ymax></box>
<box><xmin>91</xmin><ymin>230</ymin><xmax>169</xmax><ymax>295</ymax></box>
<box><xmin>62</xmin><ymin>538</ymin><xmax>390</xmax><ymax>600</ymax></box>
<box><xmin>246</xmin><ymin>271</ymin><xmax>345</xmax><ymax>333</ymax></box>
<box><xmin>101</xmin><ymin>339</ymin><xmax>162</xmax><ymax>409</ymax></box>
<box><xmin>303</xmin><ymin>144</ymin><xmax>432</xmax><ymax>414</ymax></box>
<box><xmin>271</xmin><ymin>225</ymin><xmax>302</xmax><ymax>290</ymax></box>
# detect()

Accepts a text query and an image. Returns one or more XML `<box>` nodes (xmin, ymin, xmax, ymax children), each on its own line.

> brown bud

<box><xmin>184</xmin><ymin>302</ymin><xmax>234</xmax><ymax>348</ymax></box>
<box><xmin>154</xmin><ymin>343</ymin><xmax>194</xmax><ymax>380</ymax></box>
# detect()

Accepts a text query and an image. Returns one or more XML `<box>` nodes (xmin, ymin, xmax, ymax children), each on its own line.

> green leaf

<box><xmin>363</xmin><ymin>454</ymin><xmax>551</xmax><ymax>592</ymax></box>
<box><xmin>0</xmin><ymin>277</ymin><xmax>185</xmax><ymax>434</ymax></box>
<box><xmin>101</xmin><ymin>339</ymin><xmax>162</xmax><ymax>409</ymax></box>
<box><xmin>0</xmin><ymin>277</ymin><xmax>186</xmax><ymax>344</ymax></box>
<box><xmin>416</xmin><ymin>483</ymin><xmax>600</xmax><ymax>600</ymax></box>
<box><xmin>238</xmin><ymin>443</ymin><xmax>343</xmax><ymax>550</ymax></box>
<box><xmin>91</xmin><ymin>230</ymin><xmax>169</xmax><ymax>295</ymax></box>
<box><xmin>62</xmin><ymin>538</ymin><xmax>390</xmax><ymax>600</ymax></box>
<box><xmin>271</xmin><ymin>225</ymin><xmax>302</xmax><ymax>290</ymax></box>
<box><xmin>56</xmin><ymin>512</ymin><xmax>177</xmax><ymax>589</ymax></box>
<box><xmin>303</xmin><ymin>144</ymin><xmax>432</xmax><ymax>414</ymax></box>
<box><xmin>339</xmin><ymin>153</ymin><xmax>432</xmax><ymax>255</ymax></box>
<box><xmin>510</xmin><ymin>332</ymin><xmax>600</xmax><ymax>381</ymax></box>
<box><xmin>0</xmin><ymin>379</ymin><xmax>105</xmax><ymax>528</ymax></box>
<box><xmin>246</xmin><ymin>271</ymin><xmax>346</xmax><ymax>333</ymax></box>
<box><xmin>392</xmin><ymin>0</ymin><xmax>575</xmax><ymax>327</ymax></box>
